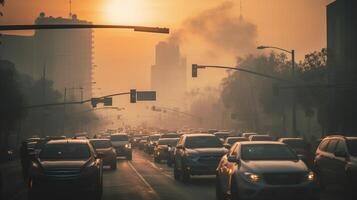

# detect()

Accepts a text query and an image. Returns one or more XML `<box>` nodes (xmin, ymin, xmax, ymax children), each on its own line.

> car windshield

<box><xmin>90</xmin><ymin>140</ymin><xmax>112</xmax><ymax>149</ymax></box>
<box><xmin>283</xmin><ymin>140</ymin><xmax>306</xmax><ymax>149</ymax></box>
<box><xmin>241</xmin><ymin>144</ymin><xmax>298</xmax><ymax>161</ymax></box>
<box><xmin>347</xmin><ymin>139</ymin><xmax>357</xmax><ymax>156</ymax></box>
<box><xmin>39</xmin><ymin>143</ymin><xmax>90</xmax><ymax>160</ymax></box>
<box><xmin>111</xmin><ymin>135</ymin><xmax>128</xmax><ymax>141</ymax></box>
<box><xmin>185</xmin><ymin>136</ymin><xmax>223</xmax><ymax>148</ymax></box>
<box><xmin>149</xmin><ymin>135</ymin><xmax>161</xmax><ymax>141</ymax></box>
<box><xmin>158</xmin><ymin>139</ymin><xmax>179</xmax><ymax>146</ymax></box>
<box><xmin>227</xmin><ymin>138</ymin><xmax>247</xmax><ymax>145</ymax></box>
<box><xmin>251</xmin><ymin>136</ymin><xmax>273</xmax><ymax>141</ymax></box>
<box><xmin>215</xmin><ymin>133</ymin><xmax>230</xmax><ymax>139</ymax></box>
<box><xmin>161</xmin><ymin>134</ymin><xmax>179</xmax><ymax>138</ymax></box>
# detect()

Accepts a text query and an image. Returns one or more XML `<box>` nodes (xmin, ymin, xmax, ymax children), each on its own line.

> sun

<box><xmin>103</xmin><ymin>0</ymin><xmax>148</xmax><ymax>25</ymax></box>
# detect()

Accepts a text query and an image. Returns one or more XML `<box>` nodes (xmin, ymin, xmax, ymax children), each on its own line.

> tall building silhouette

<box><xmin>151</xmin><ymin>42</ymin><xmax>187</xmax><ymax>108</ymax></box>
<box><xmin>0</xmin><ymin>13</ymin><xmax>94</xmax><ymax>100</ymax></box>
<box><xmin>327</xmin><ymin>0</ymin><xmax>357</xmax><ymax>133</ymax></box>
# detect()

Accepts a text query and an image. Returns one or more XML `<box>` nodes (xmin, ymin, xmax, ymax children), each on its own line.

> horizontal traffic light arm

<box><xmin>0</xmin><ymin>24</ymin><xmax>169</xmax><ymax>34</ymax></box>
<box><xmin>192</xmin><ymin>64</ymin><xmax>292</xmax><ymax>83</ymax></box>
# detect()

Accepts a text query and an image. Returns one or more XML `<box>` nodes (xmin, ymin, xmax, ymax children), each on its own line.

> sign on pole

<box><xmin>137</xmin><ymin>91</ymin><xmax>156</xmax><ymax>101</ymax></box>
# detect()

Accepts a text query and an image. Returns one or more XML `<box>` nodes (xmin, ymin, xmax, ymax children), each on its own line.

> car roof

<box><xmin>239</xmin><ymin>141</ymin><xmax>283</xmax><ymax>145</ymax></box>
<box><xmin>227</xmin><ymin>136</ymin><xmax>246</xmax><ymax>139</ymax></box>
<box><xmin>111</xmin><ymin>133</ymin><xmax>128</xmax><ymax>136</ymax></box>
<box><xmin>279</xmin><ymin>138</ymin><xmax>304</xmax><ymax>141</ymax></box>
<box><xmin>47</xmin><ymin>139</ymin><xmax>89</xmax><ymax>144</ymax></box>
<box><xmin>89</xmin><ymin>139</ymin><xmax>110</xmax><ymax>142</ymax></box>
<box><xmin>185</xmin><ymin>133</ymin><xmax>214</xmax><ymax>137</ymax></box>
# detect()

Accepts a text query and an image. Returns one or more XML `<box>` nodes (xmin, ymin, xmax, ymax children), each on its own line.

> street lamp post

<box><xmin>257</xmin><ymin>45</ymin><xmax>297</xmax><ymax>136</ymax></box>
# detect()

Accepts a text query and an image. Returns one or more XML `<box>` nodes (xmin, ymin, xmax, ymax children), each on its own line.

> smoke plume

<box><xmin>169</xmin><ymin>1</ymin><xmax>258</xmax><ymax>55</ymax></box>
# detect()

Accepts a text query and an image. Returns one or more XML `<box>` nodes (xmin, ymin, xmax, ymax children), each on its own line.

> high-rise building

<box><xmin>151</xmin><ymin>42</ymin><xmax>187</xmax><ymax>108</ymax></box>
<box><xmin>327</xmin><ymin>0</ymin><xmax>357</xmax><ymax>134</ymax></box>
<box><xmin>0</xmin><ymin>13</ymin><xmax>94</xmax><ymax>100</ymax></box>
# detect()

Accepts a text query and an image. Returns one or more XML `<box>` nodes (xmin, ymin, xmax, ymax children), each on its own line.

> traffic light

<box><xmin>272</xmin><ymin>83</ymin><xmax>280</xmax><ymax>96</ymax></box>
<box><xmin>103</xmin><ymin>97</ymin><xmax>113</xmax><ymax>106</ymax></box>
<box><xmin>192</xmin><ymin>64</ymin><xmax>198</xmax><ymax>78</ymax></box>
<box><xmin>91</xmin><ymin>98</ymin><xmax>100</xmax><ymax>108</ymax></box>
<box><xmin>130</xmin><ymin>89</ymin><xmax>137</xmax><ymax>103</ymax></box>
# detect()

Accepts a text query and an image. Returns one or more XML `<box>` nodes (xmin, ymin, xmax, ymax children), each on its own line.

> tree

<box><xmin>220</xmin><ymin>52</ymin><xmax>293</xmax><ymax>133</ymax></box>
<box><xmin>0</xmin><ymin>60</ymin><xmax>26</xmax><ymax>148</ymax></box>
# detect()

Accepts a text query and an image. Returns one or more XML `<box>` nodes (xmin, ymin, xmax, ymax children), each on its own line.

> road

<box><xmin>1</xmin><ymin>149</ymin><xmax>346</xmax><ymax>200</ymax></box>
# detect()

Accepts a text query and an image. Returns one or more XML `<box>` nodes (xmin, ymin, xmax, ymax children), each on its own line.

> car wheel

<box><xmin>127</xmin><ymin>154</ymin><xmax>132</xmax><ymax>160</ymax></box>
<box><xmin>111</xmin><ymin>161</ymin><xmax>117</xmax><ymax>170</ymax></box>
<box><xmin>174</xmin><ymin>162</ymin><xmax>180</xmax><ymax>180</ymax></box>
<box><xmin>216</xmin><ymin>174</ymin><xmax>226</xmax><ymax>200</ymax></box>
<box><xmin>230</xmin><ymin>179</ymin><xmax>240</xmax><ymax>200</ymax></box>
<box><xmin>315</xmin><ymin>167</ymin><xmax>326</xmax><ymax>191</ymax></box>
<box><xmin>180</xmin><ymin>162</ymin><xmax>190</xmax><ymax>183</ymax></box>
<box><xmin>167</xmin><ymin>159</ymin><xmax>172</xmax><ymax>167</ymax></box>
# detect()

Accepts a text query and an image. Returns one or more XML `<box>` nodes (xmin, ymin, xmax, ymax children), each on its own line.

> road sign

<box><xmin>103</xmin><ymin>97</ymin><xmax>113</xmax><ymax>106</ymax></box>
<box><xmin>137</xmin><ymin>91</ymin><xmax>156</xmax><ymax>101</ymax></box>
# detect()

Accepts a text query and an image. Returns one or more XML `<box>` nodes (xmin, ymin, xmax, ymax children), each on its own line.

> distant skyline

<box><xmin>0</xmin><ymin>0</ymin><xmax>333</xmax><ymax>101</ymax></box>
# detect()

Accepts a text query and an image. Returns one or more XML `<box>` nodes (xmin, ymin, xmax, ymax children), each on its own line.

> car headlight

<box><xmin>125</xmin><ymin>143</ymin><xmax>131</xmax><ymax>149</ymax></box>
<box><xmin>244</xmin><ymin>172</ymin><xmax>261</xmax><ymax>183</ymax></box>
<box><xmin>168</xmin><ymin>147</ymin><xmax>172</xmax><ymax>151</ymax></box>
<box><xmin>306</xmin><ymin>171</ymin><xmax>315</xmax><ymax>182</ymax></box>
<box><xmin>31</xmin><ymin>162</ymin><xmax>43</xmax><ymax>176</ymax></box>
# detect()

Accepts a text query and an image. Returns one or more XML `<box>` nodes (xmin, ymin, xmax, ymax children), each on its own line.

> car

<box><xmin>248</xmin><ymin>134</ymin><xmax>274</xmax><ymax>141</ymax></box>
<box><xmin>28</xmin><ymin>139</ymin><xmax>103</xmax><ymax>200</ymax></box>
<box><xmin>138</xmin><ymin>136</ymin><xmax>148</xmax><ymax>150</ymax></box>
<box><xmin>278</xmin><ymin>138</ymin><xmax>311</xmax><ymax>165</ymax></box>
<box><xmin>160</xmin><ymin>133</ymin><xmax>180</xmax><ymax>139</ymax></box>
<box><xmin>216</xmin><ymin>141</ymin><xmax>319</xmax><ymax>200</ymax></box>
<box><xmin>110</xmin><ymin>133</ymin><xmax>132</xmax><ymax>160</ymax></box>
<box><xmin>154</xmin><ymin>138</ymin><xmax>179</xmax><ymax>163</ymax></box>
<box><xmin>314</xmin><ymin>135</ymin><xmax>357</xmax><ymax>193</ymax></box>
<box><xmin>174</xmin><ymin>134</ymin><xmax>228</xmax><ymax>182</ymax></box>
<box><xmin>214</xmin><ymin>132</ymin><xmax>231</xmax><ymax>142</ymax></box>
<box><xmin>90</xmin><ymin>139</ymin><xmax>117</xmax><ymax>170</ymax></box>
<box><xmin>145</xmin><ymin>134</ymin><xmax>161</xmax><ymax>154</ymax></box>
<box><xmin>242</xmin><ymin>132</ymin><xmax>258</xmax><ymax>139</ymax></box>
<box><xmin>223</xmin><ymin>137</ymin><xmax>249</xmax><ymax>149</ymax></box>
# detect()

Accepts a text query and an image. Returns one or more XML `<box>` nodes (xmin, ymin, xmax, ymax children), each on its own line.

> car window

<box><xmin>40</xmin><ymin>143</ymin><xmax>91</xmax><ymax>160</ymax></box>
<box><xmin>347</xmin><ymin>139</ymin><xmax>357</xmax><ymax>156</ymax></box>
<box><xmin>158</xmin><ymin>139</ymin><xmax>179</xmax><ymax>146</ymax></box>
<box><xmin>90</xmin><ymin>140</ymin><xmax>112</xmax><ymax>149</ymax></box>
<box><xmin>335</xmin><ymin>140</ymin><xmax>346</xmax><ymax>153</ymax></box>
<box><xmin>110</xmin><ymin>135</ymin><xmax>128</xmax><ymax>141</ymax></box>
<box><xmin>241</xmin><ymin>144</ymin><xmax>298</xmax><ymax>161</ymax></box>
<box><xmin>184</xmin><ymin>136</ymin><xmax>223</xmax><ymax>148</ymax></box>
<box><xmin>326</xmin><ymin>139</ymin><xmax>338</xmax><ymax>153</ymax></box>
<box><xmin>319</xmin><ymin>140</ymin><xmax>329</xmax><ymax>151</ymax></box>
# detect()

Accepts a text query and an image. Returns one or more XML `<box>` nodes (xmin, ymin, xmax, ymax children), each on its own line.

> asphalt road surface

<box><xmin>1</xmin><ymin>150</ymin><xmax>347</xmax><ymax>200</ymax></box>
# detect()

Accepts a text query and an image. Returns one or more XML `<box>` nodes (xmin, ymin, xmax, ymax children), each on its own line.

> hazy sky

<box><xmin>1</xmin><ymin>0</ymin><xmax>333</xmax><ymax>109</ymax></box>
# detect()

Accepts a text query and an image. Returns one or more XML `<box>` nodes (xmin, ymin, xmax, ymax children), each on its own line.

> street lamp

<box><xmin>257</xmin><ymin>45</ymin><xmax>297</xmax><ymax>136</ymax></box>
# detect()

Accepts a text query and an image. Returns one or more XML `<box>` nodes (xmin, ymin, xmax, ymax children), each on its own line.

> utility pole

<box><xmin>291</xmin><ymin>50</ymin><xmax>297</xmax><ymax>136</ymax></box>
<box><xmin>41</xmin><ymin>64</ymin><xmax>46</xmax><ymax>137</ymax></box>
<box><xmin>63</xmin><ymin>88</ymin><xmax>67</xmax><ymax>134</ymax></box>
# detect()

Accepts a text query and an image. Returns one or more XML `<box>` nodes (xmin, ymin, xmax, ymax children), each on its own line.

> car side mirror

<box><xmin>227</xmin><ymin>155</ymin><xmax>237</xmax><ymax>163</ymax></box>
<box><xmin>96</xmin><ymin>152</ymin><xmax>105</xmax><ymax>159</ymax></box>
<box><xmin>334</xmin><ymin>151</ymin><xmax>347</xmax><ymax>158</ymax></box>
<box><xmin>224</xmin><ymin>144</ymin><xmax>231</xmax><ymax>149</ymax></box>
<box><xmin>176</xmin><ymin>144</ymin><xmax>185</xmax><ymax>150</ymax></box>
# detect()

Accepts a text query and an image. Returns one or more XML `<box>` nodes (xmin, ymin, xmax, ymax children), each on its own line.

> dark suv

<box><xmin>314</xmin><ymin>135</ymin><xmax>357</xmax><ymax>193</ymax></box>
<box><xmin>28</xmin><ymin>139</ymin><xmax>103</xmax><ymax>200</ymax></box>
<box><xmin>174</xmin><ymin>134</ymin><xmax>228</xmax><ymax>182</ymax></box>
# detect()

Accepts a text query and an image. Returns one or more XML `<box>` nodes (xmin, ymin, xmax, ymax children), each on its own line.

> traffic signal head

<box><xmin>192</xmin><ymin>64</ymin><xmax>198</xmax><ymax>78</ymax></box>
<box><xmin>130</xmin><ymin>89</ymin><xmax>137</xmax><ymax>103</ymax></box>
<box><xmin>91</xmin><ymin>98</ymin><xmax>99</xmax><ymax>108</ymax></box>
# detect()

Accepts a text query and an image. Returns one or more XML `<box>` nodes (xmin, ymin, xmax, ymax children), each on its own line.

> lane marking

<box><xmin>127</xmin><ymin>161</ymin><xmax>159</xmax><ymax>196</ymax></box>
<box><xmin>148</xmin><ymin>161</ymin><xmax>175</xmax><ymax>181</ymax></box>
